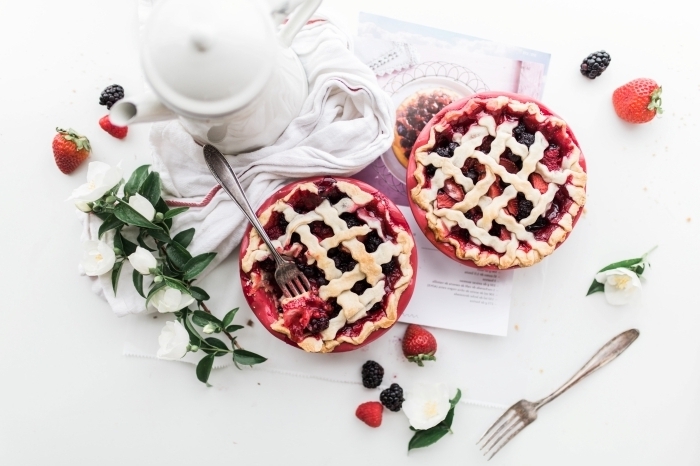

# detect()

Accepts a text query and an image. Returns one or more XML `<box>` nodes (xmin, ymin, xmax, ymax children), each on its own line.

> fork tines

<box><xmin>476</xmin><ymin>403</ymin><xmax>529</xmax><ymax>460</ymax></box>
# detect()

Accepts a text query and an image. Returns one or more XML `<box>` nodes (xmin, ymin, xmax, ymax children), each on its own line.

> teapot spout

<box><xmin>109</xmin><ymin>94</ymin><xmax>176</xmax><ymax>126</ymax></box>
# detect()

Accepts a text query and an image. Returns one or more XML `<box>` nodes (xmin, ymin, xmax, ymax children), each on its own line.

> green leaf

<box><xmin>196</xmin><ymin>354</ymin><xmax>215</xmax><ymax>384</ymax></box>
<box><xmin>166</xmin><ymin>242</ymin><xmax>192</xmax><ymax>271</ymax></box>
<box><xmin>202</xmin><ymin>337</ymin><xmax>229</xmax><ymax>356</ymax></box>
<box><xmin>98</xmin><ymin>214</ymin><xmax>124</xmax><ymax>239</ymax></box>
<box><xmin>146</xmin><ymin>227</ymin><xmax>172</xmax><ymax>244</ymax></box>
<box><xmin>136</xmin><ymin>233</ymin><xmax>156</xmax><ymax>252</ymax></box>
<box><xmin>182</xmin><ymin>252</ymin><xmax>217</xmax><ymax>281</ymax></box>
<box><xmin>163</xmin><ymin>277</ymin><xmax>190</xmax><ymax>295</ymax></box>
<box><xmin>145</xmin><ymin>280</ymin><xmax>167</xmax><ymax>309</ymax></box>
<box><xmin>114</xmin><ymin>202</ymin><xmax>162</xmax><ymax>230</ymax></box>
<box><xmin>124</xmin><ymin>165</ymin><xmax>150</xmax><ymax>197</ymax></box>
<box><xmin>111</xmin><ymin>261</ymin><xmax>123</xmax><ymax>295</ymax></box>
<box><xmin>155</xmin><ymin>197</ymin><xmax>169</xmax><ymax>214</ymax></box>
<box><xmin>586</xmin><ymin>280</ymin><xmax>605</xmax><ymax>296</ymax></box>
<box><xmin>115</xmin><ymin>231</ymin><xmax>137</xmax><ymax>256</ymax></box>
<box><xmin>408</xmin><ymin>426</ymin><xmax>451</xmax><ymax>451</ymax></box>
<box><xmin>173</xmin><ymin>228</ymin><xmax>195</xmax><ymax>248</ymax></box>
<box><xmin>192</xmin><ymin>310</ymin><xmax>223</xmax><ymax>328</ymax></box>
<box><xmin>596</xmin><ymin>257</ymin><xmax>643</xmax><ymax>274</ymax></box>
<box><xmin>232</xmin><ymin>349</ymin><xmax>267</xmax><ymax>366</ymax></box>
<box><xmin>189</xmin><ymin>286</ymin><xmax>210</xmax><ymax>301</ymax></box>
<box><xmin>92</xmin><ymin>210</ymin><xmax>111</xmax><ymax>222</ymax></box>
<box><xmin>163</xmin><ymin>207</ymin><xmax>189</xmax><ymax>219</ymax></box>
<box><xmin>139</xmin><ymin>171</ymin><xmax>162</xmax><ymax>206</ymax></box>
<box><xmin>182</xmin><ymin>313</ymin><xmax>203</xmax><ymax>345</ymax></box>
<box><xmin>222</xmin><ymin>308</ymin><xmax>239</xmax><ymax>328</ymax></box>
<box><xmin>133</xmin><ymin>270</ymin><xmax>145</xmax><ymax>298</ymax></box>
<box><xmin>443</xmin><ymin>389</ymin><xmax>462</xmax><ymax>428</ymax></box>
<box><xmin>225</xmin><ymin>325</ymin><xmax>244</xmax><ymax>333</ymax></box>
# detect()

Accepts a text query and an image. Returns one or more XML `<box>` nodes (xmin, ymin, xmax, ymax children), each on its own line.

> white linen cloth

<box><xmin>80</xmin><ymin>13</ymin><xmax>394</xmax><ymax>316</ymax></box>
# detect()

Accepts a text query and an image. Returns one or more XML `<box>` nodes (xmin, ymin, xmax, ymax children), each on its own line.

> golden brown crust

<box><xmin>410</xmin><ymin>96</ymin><xmax>587</xmax><ymax>269</ymax></box>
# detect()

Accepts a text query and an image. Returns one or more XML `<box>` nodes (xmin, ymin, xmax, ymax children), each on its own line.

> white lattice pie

<box><xmin>410</xmin><ymin>95</ymin><xmax>587</xmax><ymax>269</ymax></box>
<box><xmin>241</xmin><ymin>178</ymin><xmax>415</xmax><ymax>353</ymax></box>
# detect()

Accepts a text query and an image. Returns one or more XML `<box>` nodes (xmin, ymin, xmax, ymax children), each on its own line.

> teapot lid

<box><xmin>142</xmin><ymin>0</ymin><xmax>276</xmax><ymax>118</ymax></box>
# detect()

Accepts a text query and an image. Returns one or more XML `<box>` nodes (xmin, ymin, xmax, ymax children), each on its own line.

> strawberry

<box><xmin>530</xmin><ymin>173</ymin><xmax>549</xmax><ymax>194</ymax></box>
<box><xmin>436</xmin><ymin>191</ymin><xmax>457</xmax><ymax>209</ymax></box>
<box><xmin>507</xmin><ymin>197</ymin><xmax>519</xmax><ymax>216</ymax></box>
<box><xmin>541</xmin><ymin>145</ymin><xmax>562</xmax><ymax>172</ymax></box>
<box><xmin>612</xmin><ymin>78</ymin><xmax>663</xmax><ymax>124</ymax></box>
<box><xmin>402</xmin><ymin>324</ymin><xmax>437</xmax><ymax>366</ymax></box>
<box><xmin>487</xmin><ymin>177</ymin><xmax>503</xmax><ymax>198</ymax></box>
<box><xmin>443</xmin><ymin>178</ymin><xmax>465</xmax><ymax>201</ymax></box>
<box><xmin>355</xmin><ymin>401</ymin><xmax>383</xmax><ymax>428</ymax></box>
<box><xmin>498</xmin><ymin>157</ymin><xmax>519</xmax><ymax>174</ymax></box>
<box><xmin>52</xmin><ymin>127</ymin><xmax>91</xmax><ymax>174</ymax></box>
<box><xmin>99</xmin><ymin>115</ymin><xmax>128</xmax><ymax>139</ymax></box>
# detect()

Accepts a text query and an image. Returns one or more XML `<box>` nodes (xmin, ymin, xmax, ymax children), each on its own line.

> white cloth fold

<box><xmin>80</xmin><ymin>16</ymin><xmax>394</xmax><ymax>316</ymax></box>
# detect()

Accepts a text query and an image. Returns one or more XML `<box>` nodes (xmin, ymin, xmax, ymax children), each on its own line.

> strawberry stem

<box><xmin>56</xmin><ymin>127</ymin><xmax>92</xmax><ymax>152</ymax></box>
<box><xmin>647</xmin><ymin>87</ymin><xmax>663</xmax><ymax>115</ymax></box>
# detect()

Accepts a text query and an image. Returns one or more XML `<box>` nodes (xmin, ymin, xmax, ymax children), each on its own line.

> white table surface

<box><xmin>1</xmin><ymin>0</ymin><xmax>699</xmax><ymax>464</ymax></box>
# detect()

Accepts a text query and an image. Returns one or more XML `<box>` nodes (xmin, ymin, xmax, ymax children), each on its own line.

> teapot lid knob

<box><xmin>190</xmin><ymin>25</ymin><xmax>213</xmax><ymax>52</ymax></box>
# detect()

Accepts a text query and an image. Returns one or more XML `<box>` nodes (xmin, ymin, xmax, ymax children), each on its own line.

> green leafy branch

<box><xmin>586</xmin><ymin>246</ymin><xmax>657</xmax><ymax>296</ymax></box>
<box><xmin>89</xmin><ymin>164</ymin><xmax>266</xmax><ymax>385</ymax></box>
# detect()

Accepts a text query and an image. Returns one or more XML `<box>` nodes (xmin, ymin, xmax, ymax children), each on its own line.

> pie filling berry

<box><xmin>242</xmin><ymin>178</ymin><xmax>415</xmax><ymax>353</ymax></box>
<box><xmin>410</xmin><ymin>96</ymin><xmax>587</xmax><ymax>269</ymax></box>
<box><xmin>392</xmin><ymin>88</ymin><xmax>460</xmax><ymax>168</ymax></box>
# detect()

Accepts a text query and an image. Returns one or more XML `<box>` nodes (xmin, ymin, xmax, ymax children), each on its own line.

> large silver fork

<box><xmin>477</xmin><ymin>329</ymin><xmax>640</xmax><ymax>460</ymax></box>
<box><xmin>203</xmin><ymin>144</ymin><xmax>310</xmax><ymax>298</ymax></box>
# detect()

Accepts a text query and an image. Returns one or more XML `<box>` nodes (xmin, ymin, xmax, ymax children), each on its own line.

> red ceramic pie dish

<box><xmin>239</xmin><ymin>176</ymin><xmax>418</xmax><ymax>353</ymax></box>
<box><xmin>406</xmin><ymin>91</ymin><xmax>588</xmax><ymax>270</ymax></box>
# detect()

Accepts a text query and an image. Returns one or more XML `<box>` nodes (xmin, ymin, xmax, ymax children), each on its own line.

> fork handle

<box><xmin>535</xmin><ymin>329</ymin><xmax>640</xmax><ymax>409</ymax></box>
<box><xmin>202</xmin><ymin>145</ymin><xmax>286</xmax><ymax>266</ymax></box>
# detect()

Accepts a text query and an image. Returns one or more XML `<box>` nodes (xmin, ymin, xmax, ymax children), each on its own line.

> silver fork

<box><xmin>477</xmin><ymin>328</ymin><xmax>640</xmax><ymax>460</ymax></box>
<box><xmin>203</xmin><ymin>144</ymin><xmax>311</xmax><ymax>298</ymax></box>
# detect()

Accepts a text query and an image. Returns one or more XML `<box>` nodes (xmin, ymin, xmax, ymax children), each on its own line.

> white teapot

<box><xmin>110</xmin><ymin>0</ymin><xmax>321</xmax><ymax>154</ymax></box>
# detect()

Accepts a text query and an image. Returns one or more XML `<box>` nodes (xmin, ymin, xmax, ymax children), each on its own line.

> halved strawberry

<box><xmin>443</xmin><ymin>178</ymin><xmax>465</xmax><ymax>201</ymax></box>
<box><xmin>530</xmin><ymin>173</ymin><xmax>549</xmax><ymax>194</ymax></box>
<box><xmin>436</xmin><ymin>191</ymin><xmax>457</xmax><ymax>209</ymax></box>
<box><xmin>507</xmin><ymin>198</ymin><xmax>519</xmax><ymax>216</ymax></box>
<box><xmin>487</xmin><ymin>177</ymin><xmax>503</xmax><ymax>198</ymax></box>
<box><xmin>499</xmin><ymin>227</ymin><xmax>511</xmax><ymax>241</ymax></box>
<box><xmin>499</xmin><ymin>157</ymin><xmax>519</xmax><ymax>174</ymax></box>
<box><xmin>541</xmin><ymin>145</ymin><xmax>562</xmax><ymax>172</ymax></box>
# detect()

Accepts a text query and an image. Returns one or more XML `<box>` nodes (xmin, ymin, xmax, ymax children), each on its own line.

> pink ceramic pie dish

<box><xmin>239</xmin><ymin>176</ymin><xmax>418</xmax><ymax>353</ymax></box>
<box><xmin>406</xmin><ymin>91</ymin><xmax>588</xmax><ymax>271</ymax></box>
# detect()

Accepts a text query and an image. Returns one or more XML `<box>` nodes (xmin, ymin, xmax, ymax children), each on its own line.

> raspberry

<box><xmin>361</xmin><ymin>360</ymin><xmax>384</xmax><ymax>388</ymax></box>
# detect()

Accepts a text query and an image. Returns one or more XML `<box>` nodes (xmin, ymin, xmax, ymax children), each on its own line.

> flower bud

<box><xmin>187</xmin><ymin>344</ymin><xmax>199</xmax><ymax>352</ymax></box>
<box><xmin>202</xmin><ymin>323</ymin><xmax>217</xmax><ymax>334</ymax></box>
<box><xmin>75</xmin><ymin>200</ymin><xmax>92</xmax><ymax>212</ymax></box>
<box><xmin>153</xmin><ymin>276</ymin><xmax>163</xmax><ymax>283</ymax></box>
<box><xmin>154</xmin><ymin>212</ymin><xmax>164</xmax><ymax>222</ymax></box>
<box><xmin>113</xmin><ymin>247</ymin><xmax>123</xmax><ymax>257</ymax></box>
<box><xmin>105</xmin><ymin>195</ymin><xmax>117</xmax><ymax>204</ymax></box>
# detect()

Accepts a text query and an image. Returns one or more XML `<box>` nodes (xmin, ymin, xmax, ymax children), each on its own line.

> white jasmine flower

<box><xmin>595</xmin><ymin>267</ymin><xmax>642</xmax><ymax>306</ymax></box>
<box><xmin>68</xmin><ymin>161</ymin><xmax>122</xmax><ymax>202</ymax></box>
<box><xmin>149</xmin><ymin>287</ymin><xmax>195</xmax><ymax>313</ymax></box>
<box><xmin>128</xmin><ymin>247</ymin><xmax>157</xmax><ymax>275</ymax></box>
<box><xmin>80</xmin><ymin>240</ymin><xmax>116</xmax><ymax>276</ymax></box>
<box><xmin>156</xmin><ymin>321</ymin><xmax>190</xmax><ymax>360</ymax></box>
<box><xmin>403</xmin><ymin>383</ymin><xmax>451</xmax><ymax>430</ymax></box>
<box><xmin>128</xmin><ymin>193</ymin><xmax>155</xmax><ymax>221</ymax></box>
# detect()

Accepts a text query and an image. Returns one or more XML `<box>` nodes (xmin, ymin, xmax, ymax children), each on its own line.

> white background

<box><xmin>1</xmin><ymin>0</ymin><xmax>699</xmax><ymax>465</ymax></box>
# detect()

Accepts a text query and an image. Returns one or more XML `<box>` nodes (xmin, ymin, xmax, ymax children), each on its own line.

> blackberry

<box><xmin>512</xmin><ymin>123</ymin><xmax>535</xmax><ymax>147</ymax></box>
<box><xmin>339</xmin><ymin>212</ymin><xmax>363</xmax><ymax>228</ymax></box>
<box><xmin>380</xmin><ymin>383</ymin><xmax>404</xmax><ymax>412</ymax></box>
<box><xmin>580</xmin><ymin>50</ymin><xmax>611</xmax><ymax>79</ymax></box>
<box><xmin>306</xmin><ymin>317</ymin><xmax>329</xmax><ymax>334</ymax></box>
<box><xmin>425</xmin><ymin>164</ymin><xmax>437</xmax><ymax>178</ymax></box>
<box><xmin>99</xmin><ymin>84</ymin><xmax>125</xmax><ymax>109</ymax></box>
<box><xmin>516</xmin><ymin>193</ymin><xmax>534</xmax><ymax>221</ymax></box>
<box><xmin>361</xmin><ymin>360</ymin><xmax>384</xmax><ymax>388</ymax></box>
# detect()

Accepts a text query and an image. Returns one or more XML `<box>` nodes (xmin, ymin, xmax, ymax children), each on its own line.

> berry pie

<box><xmin>410</xmin><ymin>95</ymin><xmax>587</xmax><ymax>269</ymax></box>
<box><xmin>241</xmin><ymin>178</ymin><xmax>415</xmax><ymax>353</ymax></box>
<box><xmin>392</xmin><ymin>88</ymin><xmax>460</xmax><ymax>168</ymax></box>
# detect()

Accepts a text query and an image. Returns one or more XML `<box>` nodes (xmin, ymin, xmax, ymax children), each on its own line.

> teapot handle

<box><xmin>274</xmin><ymin>0</ymin><xmax>322</xmax><ymax>48</ymax></box>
